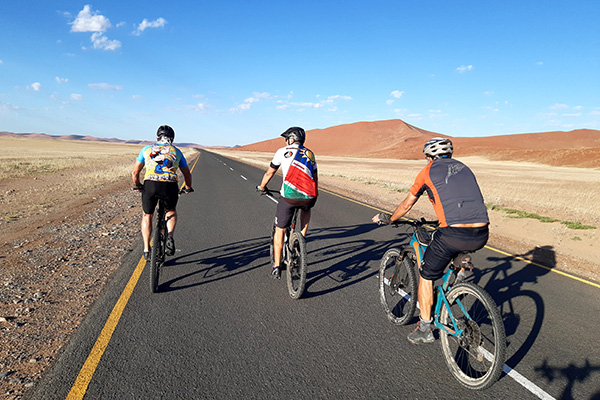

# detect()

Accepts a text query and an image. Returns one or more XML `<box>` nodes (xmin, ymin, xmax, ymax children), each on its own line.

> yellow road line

<box><xmin>66</xmin><ymin>258</ymin><xmax>145</xmax><ymax>400</ymax></box>
<box><xmin>67</xmin><ymin>151</ymin><xmax>201</xmax><ymax>399</ymax></box>
<box><xmin>320</xmin><ymin>187</ymin><xmax>600</xmax><ymax>289</ymax></box>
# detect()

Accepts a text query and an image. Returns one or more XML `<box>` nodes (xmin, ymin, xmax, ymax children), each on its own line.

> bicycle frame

<box><xmin>409</xmin><ymin>232</ymin><xmax>472</xmax><ymax>338</ymax></box>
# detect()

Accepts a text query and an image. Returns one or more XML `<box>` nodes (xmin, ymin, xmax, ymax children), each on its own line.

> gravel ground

<box><xmin>0</xmin><ymin>179</ymin><xmax>140</xmax><ymax>399</ymax></box>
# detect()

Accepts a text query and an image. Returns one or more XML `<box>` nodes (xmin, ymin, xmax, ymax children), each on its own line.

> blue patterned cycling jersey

<box><xmin>136</xmin><ymin>142</ymin><xmax>188</xmax><ymax>183</ymax></box>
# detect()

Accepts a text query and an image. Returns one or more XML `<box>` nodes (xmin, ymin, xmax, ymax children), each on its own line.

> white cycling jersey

<box><xmin>270</xmin><ymin>144</ymin><xmax>318</xmax><ymax>199</ymax></box>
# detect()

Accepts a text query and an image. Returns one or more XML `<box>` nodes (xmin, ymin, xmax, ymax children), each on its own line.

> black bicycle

<box><xmin>378</xmin><ymin>218</ymin><xmax>506</xmax><ymax>390</ymax></box>
<box><xmin>135</xmin><ymin>185</ymin><xmax>192</xmax><ymax>293</ymax></box>
<box><xmin>258</xmin><ymin>187</ymin><xmax>307</xmax><ymax>299</ymax></box>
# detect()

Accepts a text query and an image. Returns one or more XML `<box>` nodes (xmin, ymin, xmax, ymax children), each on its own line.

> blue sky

<box><xmin>1</xmin><ymin>1</ymin><xmax>599</xmax><ymax>146</ymax></box>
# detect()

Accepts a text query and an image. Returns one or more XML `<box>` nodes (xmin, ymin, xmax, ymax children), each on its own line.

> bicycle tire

<box><xmin>378</xmin><ymin>247</ymin><xmax>418</xmax><ymax>325</ymax></box>
<box><xmin>269</xmin><ymin>222</ymin><xmax>276</xmax><ymax>267</ymax></box>
<box><xmin>150</xmin><ymin>204</ymin><xmax>166</xmax><ymax>293</ymax></box>
<box><xmin>286</xmin><ymin>232</ymin><xmax>307</xmax><ymax>299</ymax></box>
<box><xmin>439</xmin><ymin>282</ymin><xmax>506</xmax><ymax>390</ymax></box>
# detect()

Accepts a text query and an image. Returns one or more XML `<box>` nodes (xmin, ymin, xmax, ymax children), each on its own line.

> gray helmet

<box><xmin>423</xmin><ymin>137</ymin><xmax>453</xmax><ymax>159</ymax></box>
<box><xmin>281</xmin><ymin>126</ymin><xmax>306</xmax><ymax>145</ymax></box>
<box><xmin>157</xmin><ymin>125</ymin><xmax>175</xmax><ymax>143</ymax></box>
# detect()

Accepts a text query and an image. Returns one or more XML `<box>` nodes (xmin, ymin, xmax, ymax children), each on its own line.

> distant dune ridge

<box><xmin>3</xmin><ymin>119</ymin><xmax>600</xmax><ymax>168</ymax></box>
<box><xmin>235</xmin><ymin>119</ymin><xmax>600</xmax><ymax>168</ymax></box>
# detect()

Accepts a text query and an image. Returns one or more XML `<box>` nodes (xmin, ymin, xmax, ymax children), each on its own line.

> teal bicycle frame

<box><xmin>409</xmin><ymin>232</ymin><xmax>469</xmax><ymax>338</ymax></box>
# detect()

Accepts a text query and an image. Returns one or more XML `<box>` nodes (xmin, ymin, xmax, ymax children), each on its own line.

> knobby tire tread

<box><xmin>287</xmin><ymin>232</ymin><xmax>307</xmax><ymax>299</ymax></box>
<box><xmin>379</xmin><ymin>248</ymin><xmax>418</xmax><ymax>325</ymax></box>
<box><xmin>439</xmin><ymin>282</ymin><xmax>506</xmax><ymax>390</ymax></box>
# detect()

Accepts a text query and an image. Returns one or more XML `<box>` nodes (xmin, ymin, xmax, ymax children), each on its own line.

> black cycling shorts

<box><xmin>275</xmin><ymin>197</ymin><xmax>317</xmax><ymax>229</ymax></box>
<box><xmin>421</xmin><ymin>226</ymin><xmax>489</xmax><ymax>281</ymax></box>
<box><xmin>142</xmin><ymin>180</ymin><xmax>179</xmax><ymax>214</ymax></box>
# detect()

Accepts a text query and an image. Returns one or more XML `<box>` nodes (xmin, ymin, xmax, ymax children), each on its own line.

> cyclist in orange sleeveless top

<box><xmin>373</xmin><ymin>138</ymin><xmax>489</xmax><ymax>344</ymax></box>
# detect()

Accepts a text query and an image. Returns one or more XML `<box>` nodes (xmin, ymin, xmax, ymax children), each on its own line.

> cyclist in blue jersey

<box><xmin>132</xmin><ymin>125</ymin><xmax>193</xmax><ymax>261</ymax></box>
<box><xmin>257</xmin><ymin>127</ymin><xmax>318</xmax><ymax>279</ymax></box>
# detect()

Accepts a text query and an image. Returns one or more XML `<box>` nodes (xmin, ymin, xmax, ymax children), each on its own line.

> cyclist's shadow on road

<box><xmin>158</xmin><ymin>237</ymin><xmax>271</xmax><ymax>292</ymax></box>
<box><xmin>158</xmin><ymin>222</ymin><xmax>406</xmax><ymax>298</ymax></box>
<box><xmin>470</xmin><ymin>245</ymin><xmax>556</xmax><ymax>374</ymax></box>
<box><xmin>300</xmin><ymin>223</ymin><xmax>410</xmax><ymax>298</ymax></box>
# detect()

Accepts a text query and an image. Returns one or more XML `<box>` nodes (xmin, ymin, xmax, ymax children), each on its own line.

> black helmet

<box><xmin>281</xmin><ymin>126</ymin><xmax>306</xmax><ymax>145</ymax></box>
<box><xmin>157</xmin><ymin>125</ymin><xmax>175</xmax><ymax>143</ymax></box>
<box><xmin>423</xmin><ymin>137</ymin><xmax>453</xmax><ymax>159</ymax></box>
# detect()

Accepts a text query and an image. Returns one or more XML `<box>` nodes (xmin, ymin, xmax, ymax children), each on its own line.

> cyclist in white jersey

<box><xmin>257</xmin><ymin>127</ymin><xmax>318</xmax><ymax>278</ymax></box>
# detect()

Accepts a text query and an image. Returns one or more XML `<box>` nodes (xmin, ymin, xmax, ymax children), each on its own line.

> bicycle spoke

<box><xmin>379</xmin><ymin>248</ymin><xmax>417</xmax><ymax>326</ymax></box>
<box><xmin>439</xmin><ymin>283</ymin><xmax>506</xmax><ymax>390</ymax></box>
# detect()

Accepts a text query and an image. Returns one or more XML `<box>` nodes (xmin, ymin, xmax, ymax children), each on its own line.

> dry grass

<box><xmin>0</xmin><ymin>138</ymin><xmax>198</xmax><ymax>221</ymax></box>
<box><xmin>2</xmin><ymin>137</ymin><xmax>198</xmax><ymax>192</ymax></box>
<box><xmin>216</xmin><ymin>150</ymin><xmax>600</xmax><ymax>226</ymax></box>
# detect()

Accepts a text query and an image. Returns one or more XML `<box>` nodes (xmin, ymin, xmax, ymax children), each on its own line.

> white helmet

<box><xmin>423</xmin><ymin>137</ymin><xmax>453</xmax><ymax>159</ymax></box>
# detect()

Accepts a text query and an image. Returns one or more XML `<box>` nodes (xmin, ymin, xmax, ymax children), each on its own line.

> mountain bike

<box><xmin>378</xmin><ymin>218</ymin><xmax>506</xmax><ymax>390</ymax></box>
<box><xmin>258</xmin><ymin>187</ymin><xmax>307</xmax><ymax>299</ymax></box>
<box><xmin>135</xmin><ymin>186</ymin><xmax>193</xmax><ymax>293</ymax></box>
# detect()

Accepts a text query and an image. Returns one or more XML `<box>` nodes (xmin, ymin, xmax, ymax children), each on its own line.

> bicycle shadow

<box><xmin>468</xmin><ymin>245</ymin><xmax>555</xmax><ymax>373</ymax></box>
<box><xmin>534</xmin><ymin>358</ymin><xmax>600</xmax><ymax>400</ymax></box>
<box><xmin>300</xmin><ymin>223</ymin><xmax>410</xmax><ymax>298</ymax></box>
<box><xmin>158</xmin><ymin>236</ymin><xmax>271</xmax><ymax>292</ymax></box>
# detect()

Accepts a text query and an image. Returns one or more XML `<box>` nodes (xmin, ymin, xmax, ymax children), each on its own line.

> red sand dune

<box><xmin>235</xmin><ymin>120</ymin><xmax>600</xmax><ymax>168</ymax></box>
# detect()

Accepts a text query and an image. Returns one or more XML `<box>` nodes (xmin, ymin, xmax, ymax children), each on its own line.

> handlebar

<box><xmin>391</xmin><ymin>217</ymin><xmax>439</xmax><ymax>228</ymax></box>
<box><xmin>179</xmin><ymin>187</ymin><xmax>194</xmax><ymax>195</ymax></box>
<box><xmin>256</xmin><ymin>186</ymin><xmax>279</xmax><ymax>198</ymax></box>
<box><xmin>132</xmin><ymin>185</ymin><xmax>194</xmax><ymax>195</ymax></box>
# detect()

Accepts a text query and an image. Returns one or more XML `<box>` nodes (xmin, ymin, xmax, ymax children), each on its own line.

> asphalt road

<box><xmin>28</xmin><ymin>150</ymin><xmax>600</xmax><ymax>399</ymax></box>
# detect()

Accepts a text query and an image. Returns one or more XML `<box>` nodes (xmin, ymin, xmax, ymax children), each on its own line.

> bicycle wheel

<box><xmin>269</xmin><ymin>222</ymin><xmax>276</xmax><ymax>267</ymax></box>
<box><xmin>150</xmin><ymin>206</ymin><xmax>165</xmax><ymax>293</ymax></box>
<box><xmin>286</xmin><ymin>232</ymin><xmax>307</xmax><ymax>299</ymax></box>
<box><xmin>379</xmin><ymin>248</ymin><xmax>418</xmax><ymax>325</ymax></box>
<box><xmin>439</xmin><ymin>282</ymin><xmax>506</xmax><ymax>390</ymax></box>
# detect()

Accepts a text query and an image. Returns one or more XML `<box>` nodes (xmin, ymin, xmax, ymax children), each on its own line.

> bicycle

<box><xmin>135</xmin><ymin>185</ymin><xmax>193</xmax><ymax>293</ymax></box>
<box><xmin>258</xmin><ymin>187</ymin><xmax>307</xmax><ymax>299</ymax></box>
<box><xmin>378</xmin><ymin>218</ymin><xmax>506</xmax><ymax>390</ymax></box>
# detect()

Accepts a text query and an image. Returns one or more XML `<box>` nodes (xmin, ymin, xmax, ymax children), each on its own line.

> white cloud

<box><xmin>70</xmin><ymin>93</ymin><xmax>83</xmax><ymax>101</ymax></box>
<box><xmin>550</xmin><ymin>103</ymin><xmax>569</xmax><ymax>110</ymax></box>
<box><xmin>29</xmin><ymin>82</ymin><xmax>42</xmax><ymax>91</ymax></box>
<box><xmin>0</xmin><ymin>60</ymin><xmax>3</xmax><ymax>65</ymax></box>
<box><xmin>187</xmin><ymin>102</ymin><xmax>207</xmax><ymax>112</ymax></box>
<box><xmin>230</xmin><ymin>103</ymin><xmax>252</xmax><ymax>112</ymax></box>
<box><xmin>133</xmin><ymin>17</ymin><xmax>167</xmax><ymax>36</ymax></box>
<box><xmin>328</xmin><ymin>95</ymin><xmax>352</xmax><ymax>101</ymax></box>
<box><xmin>429</xmin><ymin>109</ymin><xmax>448</xmax><ymax>119</ymax></box>
<box><xmin>55</xmin><ymin>76</ymin><xmax>69</xmax><ymax>84</ymax></box>
<box><xmin>1</xmin><ymin>101</ymin><xmax>20</xmax><ymax>112</ymax></box>
<box><xmin>276</xmin><ymin>104</ymin><xmax>290</xmax><ymax>110</ymax></box>
<box><xmin>386</xmin><ymin>100</ymin><xmax>395</xmax><ymax>106</ymax></box>
<box><xmin>456</xmin><ymin>65</ymin><xmax>474</xmax><ymax>73</ymax></box>
<box><xmin>253</xmin><ymin>92</ymin><xmax>271</xmax><ymax>99</ymax></box>
<box><xmin>70</xmin><ymin>6</ymin><xmax>121</xmax><ymax>51</ymax></box>
<box><xmin>290</xmin><ymin>102</ymin><xmax>323</xmax><ymax>109</ymax></box>
<box><xmin>590</xmin><ymin>109</ymin><xmax>600</xmax><ymax>116</ymax></box>
<box><xmin>390</xmin><ymin>90</ymin><xmax>404</xmax><ymax>99</ymax></box>
<box><xmin>484</xmin><ymin>91</ymin><xmax>494</xmax><ymax>96</ymax></box>
<box><xmin>536</xmin><ymin>61</ymin><xmax>544</xmax><ymax>66</ymax></box>
<box><xmin>90</xmin><ymin>32</ymin><xmax>121</xmax><ymax>51</ymax></box>
<box><xmin>70</xmin><ymin>5</ymin><xmax>111</xmax><ymax>33</ymax></box>
<box><xmin>562</xmin><ymin>113</ymin><xmax>581</xmax><ymax>118</ymax></box>
<box><xmin>132</xmin><ymin>94</ymin><xmax>143</xmax><ymax>100</ymax></box>
<box><xmin>88</xmin><ymin>82</ymin><xmax>122</xmax><ymax>90</ymax></box>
